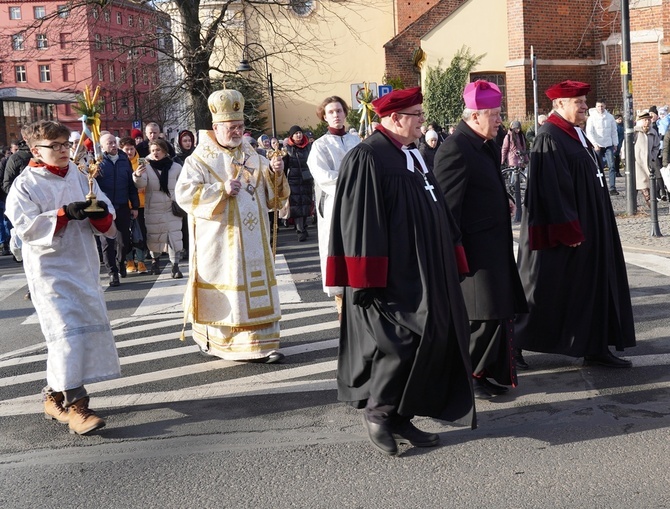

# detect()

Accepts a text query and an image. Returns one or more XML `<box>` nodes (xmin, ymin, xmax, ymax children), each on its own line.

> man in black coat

<box><xmin>433</xmin><ymin>80</ymin><xmax>528</xmax><ymax>400</ymax></box>
<box><xmin>2</xmin><ymin>139</ymin><xmax>32</xmax><ymax>196</ymax></box>
<box><xmin>327</xmin><ymin>87</ymin><xmax>475</xmax><ymax>456</ymax></box>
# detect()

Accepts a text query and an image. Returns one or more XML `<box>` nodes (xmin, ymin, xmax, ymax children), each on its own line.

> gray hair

<box><xmin>462</xmin><ymin>107</ymin><xmax>492</xmax><ymax>121</ymax></box>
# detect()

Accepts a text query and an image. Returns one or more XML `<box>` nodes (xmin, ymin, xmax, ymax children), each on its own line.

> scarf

<box><xmin>29</xmin><ymin>159</ymin><xmax>68</xmax><ymax>177</ymax></box>
<box><xmin>148</xmin><ymin>156</ymin><xmax>173</xmax><ymax>196</ymax></box>
<box><xmin>287</xmin><ymin>136</ymin><xmax>309</xmax><ymax>149</ymax></box>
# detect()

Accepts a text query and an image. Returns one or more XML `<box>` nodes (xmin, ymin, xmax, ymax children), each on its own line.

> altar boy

<box><xmin>5</xmin><ymin>120</ymin><xmax>121</xmax><ymax>435</ymax></box>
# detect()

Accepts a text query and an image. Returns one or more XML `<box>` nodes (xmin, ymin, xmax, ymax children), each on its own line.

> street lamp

<box><xmin>236</xmin><ymin>42</ymin><xmax>276</xmax><ymax>138</ymax></box>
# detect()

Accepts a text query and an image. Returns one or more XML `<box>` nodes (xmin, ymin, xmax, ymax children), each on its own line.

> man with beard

<box><xmin>515</xmin><ymin>80</ymin><xmax>635</xmax><ymax>367</ymax></box>
<box><xmin>327</xmin><ymin>87</ymin><xmax>475</xmax><ymax>456</ymax></box>
<box><xmin>175</xmin><ymin>89</ymin><xmax>289</xmax><ymax>364</ymax></box>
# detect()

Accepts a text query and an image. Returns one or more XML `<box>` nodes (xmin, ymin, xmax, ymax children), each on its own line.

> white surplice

<box><xmin>6</xmin><ymin>162</ymin><xmax>121</xmax><ymax>391</ymax></box>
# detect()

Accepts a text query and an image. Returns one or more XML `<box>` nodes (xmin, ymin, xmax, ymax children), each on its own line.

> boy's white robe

<box><xmin>6</xmin><ymin>162</ymin><xmax>121</xmax><ymax>391</ymax></box>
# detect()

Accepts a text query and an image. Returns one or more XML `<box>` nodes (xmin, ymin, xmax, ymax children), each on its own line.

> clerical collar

<box><xmin>328</xmin><ymin>126</ymin><xmax>346</xmax><ymax>136</ymax></box>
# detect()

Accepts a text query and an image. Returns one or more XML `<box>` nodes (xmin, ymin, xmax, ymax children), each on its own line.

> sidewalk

<box><xmin>512</xmin><ymin>174</ymin><xmax>670</xmax><ymax>257</ymax></box>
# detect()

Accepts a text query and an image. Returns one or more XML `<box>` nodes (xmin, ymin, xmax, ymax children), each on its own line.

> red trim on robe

<box><xmin>326</xmin><ymin>255</ymin><xmax>388</xmax><ymax>288</ymax></box>
<box><xmin>89</xmin><ymin>214</ymin><xmax>114</xmax><ymax>234</ymax></box>
<box><xmin>528</xmin><ymin>219</ymin><xmax>585</xmax><ymax>250</ymax></box>
<box><xmin>55</xmin><ymin>208</ymin><xmax>69</xmax><ymax>233</ymax></box>
<box><xmin>454</xmin><ymin>245</ymin><xmax>469</xmax><ymax>274</ymax></box>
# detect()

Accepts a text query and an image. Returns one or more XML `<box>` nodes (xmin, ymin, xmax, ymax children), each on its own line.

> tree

<box><xmin>0</xmin><ymin>0</ymin><xmax>386</xmax><ymax>133</ymax></box>
<box><xmin>423</xmin><ymin>47</ymin><xmax>485</xmax><ymax>127</ymax></box>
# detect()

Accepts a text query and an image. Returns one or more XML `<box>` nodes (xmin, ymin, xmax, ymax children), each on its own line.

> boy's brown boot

<box><xmin>137</xmin><ymin>261</ymin><xmax>148</xmax><ymax>274</ymax></box>
<box><xmin>126</xmin><ymin>260</ymin><xmax>137</xmax><ymax>272</ymax></box>
<box><xmin>67</xmin><ymin>397</ymin><xmax>105</xmax><ymax>435</ymax></box>
<box><xmin>44</xmin><ymin>392</ymin><xmax>69</xmax><ymax>424</ymax></box>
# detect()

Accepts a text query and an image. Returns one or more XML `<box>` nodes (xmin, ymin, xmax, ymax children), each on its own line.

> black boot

<box><xmin>171</xmin><ymin>263</ymin><xmax>183</xmax><ymax>279</ymax></box>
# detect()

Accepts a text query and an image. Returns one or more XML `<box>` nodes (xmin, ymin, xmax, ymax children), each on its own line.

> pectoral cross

<box><xmin>422</xmin><ymin>173</ymin><xmax>437</xmax><ymax>202</ymax></box>
<box><xmin>595</xmin><ymin>167</ymin><xmax>605</xmax><ymax>187</ymax></box>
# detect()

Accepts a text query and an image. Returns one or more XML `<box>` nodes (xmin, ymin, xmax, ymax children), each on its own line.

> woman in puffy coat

<box><xmin>133</xmin><ymin>139</ymin><xmax>184</xmax><ymax>278</ymax></box>
<box><xmin>283</xmin><ymin>125</ymin><xmax>313</xmax><ymax>242</ymax></box>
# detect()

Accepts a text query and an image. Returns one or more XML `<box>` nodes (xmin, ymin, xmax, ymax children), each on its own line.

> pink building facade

<box><xmin>0</xmin><ymin>0</ymin><xmax>167</xmax><ymax>143</ymax></box>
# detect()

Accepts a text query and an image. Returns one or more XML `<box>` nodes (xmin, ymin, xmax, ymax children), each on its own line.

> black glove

<box><xmin>84</xmin><ymin>200</ymin><xmax>109</xmax><ymax>220</ymax></box>
<box><xmin>63</xmin><ymin>201</ymin><xmax>90</xmax><ymax>220</ymax></box>
<box><xmin>352</xmin><ymin>288</ymin><xmax>380</xmax><ymax>309</ymax></box>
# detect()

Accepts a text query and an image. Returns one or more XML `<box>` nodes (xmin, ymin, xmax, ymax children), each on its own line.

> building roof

<box><xmin>0</xmin><ymin>87</ymin><xmax>77</xmax><ymax>104</ymax></box>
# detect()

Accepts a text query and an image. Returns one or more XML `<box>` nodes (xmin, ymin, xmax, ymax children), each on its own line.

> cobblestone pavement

<box><xmin>512</xmin><ymin>173</ymin><xmax>670</xmax><ymax>257</ymax></box>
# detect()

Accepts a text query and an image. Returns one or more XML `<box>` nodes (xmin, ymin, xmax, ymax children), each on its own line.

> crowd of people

<box><xmin>0</xmin><ymin>80</ymin><xmax>661</xmax><ymax>455</ymax></box>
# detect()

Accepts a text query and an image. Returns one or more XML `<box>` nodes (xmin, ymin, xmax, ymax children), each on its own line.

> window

<box><xmin>106</xmin><ymin>36</ymin><xmax>112</xmax><ymax>50</ymax></box>
<box><xmin>0</xmin><ymin>69</ymin><xmax>3</xmax><ymax>83</ymax></box>
<box><xmin>62</xmin><ymin>63</ymin><xmax>74</xmax><ymax>82</ymax></box>
<box><xmin>33</xmin><ymin>6</ymin><xmax>46</xmax><ymax>19</ymax></box>
<box><xmin>103</xmin><ymin>10</ymin><xmax>110</xmax><ymax>22</ymax></box>
<box><xmin>97</xmin><ymin>63</ymin><xmax>104</xmax><ymax>81</ymax></box>
<box><xmin>149</xmin><ymin>48</ymin><xmax>155</xmax><ymax>58</ymax></box>
<box><xmin>131</xmin><ymin>68</ymin><xmax>137</xmax><ymax>84</ymax></box>
<box><xmin>138</xmin><ymin>17</ymin><xmax>144</xmax><ymax>29</ymax></box>
<box><xmin>57</xmin><ymin>5</ymin><xmax>69</xmax><ymax>18</ymax></box>
<box><xmin>120</xmin><ymin>66</ymin><xmax>127</xmax><ymax>83</ymax></box>
<box><xmin>36</xmin><ymin>34</ymin><xmax>48</xmax><ymax>50</ymax></box>
<box><xmin>116</xmin><ymin>12</ymin><xmax>122</xmax><ymax>24</ymax></box>
<box><xmin>15</xmin><ymin>65</ymin><xmax>26</xmax><ymax>83</ymax></box>
<box><xmin>39</xmin><ymin>65</ymin><xmax>51</xmax><ymax>82</ymax></box>
<box><xmin>60</xmin><ymin>33</ymin><xmax>72</xmax><ymax>50</ymax></box>
<box><xmin>109</xmin><ymin>63</ymin><xmax>115</xmax><ymax>82</ymax></box>
<box><xmin>91</xmin><ymin>7</ymin><xmax>99</xmax><ymax>19</ymax></box>
<box><xmin>290</xmin><ymin>0</ymin><xmax>315</xmax><ymax>16</ymax></box>
<box><xmin>470</xmin><ymin>72</ymin><xmax>507</xmax><ymax>119</ymax></box>
<box><xmin>111</xmin><ymin>96</ymin><xmax>117</xmax><ymax>115</ymax></box>
<box><xmin>152</xmin><ymin>72</ymin><xmax>158</xmax><ymax>85</ymax></box>
<box><xmin>95</xmin><ymin>34</ymin><xmax>102</xmax><ymax>50</ymax></box>
<box><xmin>118</xmin><ymin>37</ymin><xmax>124</xmax><ymax>49</ymax></box>
<box><xmin>128</xmin><ymin>15</ymin><xmax>133</xmax><ymax>27</ymax></box>
<box><xmin>142</xmin><ymin>69</ymin><xmax>148</xmax><ymax>84</ymax></box>
<box><xmin>9</xmin><ymin>6</ymin><xmax>21</xmax><ymax>20</ymax></box>
<box><xmin>12</xmin><ymin>34</ymin><xmax>24</xmax><ymax>51</ymax></box>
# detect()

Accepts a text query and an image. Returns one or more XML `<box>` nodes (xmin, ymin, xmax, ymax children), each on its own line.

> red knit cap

<box><xmin>545</xmin><ymin>80</ymin><xmax>590</xmax><ymax>100</ymax></box>
<box><xmin>130</xmin><ymin>128</ymin><xmax>143</xmax><ymax>139</ymax></box>
<box><xmin>372</xmin><ymin>87</ymin><xmax>423</xmax><ymax>118</ymax></box>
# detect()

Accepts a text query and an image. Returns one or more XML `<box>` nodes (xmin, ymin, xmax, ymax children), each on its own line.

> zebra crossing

<box><xmin>1</xmin><ymin>242</ymin><xmax>670</xmax><ymax>420</ymax></box>
<box><xmin>0</xmin><ymin>247</ymin><xmax>341</xmax><ymax>418</ymax></box>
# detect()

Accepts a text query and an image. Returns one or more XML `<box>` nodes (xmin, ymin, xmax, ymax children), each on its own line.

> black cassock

<box><xmin>515</xmin><ymin>115</ymin><xmax>636</xmax><ymax>356</ymax></box>
<box><xmin>326</xmin><ymin>130</ymin><xmax>475</xmax><ymax>426</ymax></box>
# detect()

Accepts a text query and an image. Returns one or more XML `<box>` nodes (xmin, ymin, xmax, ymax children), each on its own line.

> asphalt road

<box><xmin>1</xmin><ymin>223</ymin><xmax>669</xmax><ymax>509</ymax></box>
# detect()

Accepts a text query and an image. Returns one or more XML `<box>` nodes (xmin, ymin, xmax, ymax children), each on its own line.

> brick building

<box><xmin>0</xmin><ymin>0</ymin><xmax>170</xmax><ymax>144</ymax></box>
<box><xmin>385</xmin><ymin>0</ymin><xmax>670</xmax><ymax>120</ymax></box>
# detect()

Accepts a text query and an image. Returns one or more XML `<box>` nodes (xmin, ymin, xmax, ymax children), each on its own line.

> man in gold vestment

<box><xmin>175</xmin><ymin>89</ymin><xmax>289</xmax><ymax>363</ymax></box>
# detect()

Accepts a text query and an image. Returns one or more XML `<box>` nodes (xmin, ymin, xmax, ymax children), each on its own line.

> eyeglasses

<box><xmin>396</xmin><ymin>111</ymin><xmax>425</xmax><ymax>118</ymax></box>
<box><xmin>34</xmin><ymin>142</ymin><xmax>72</xmax><ymax>151</ymax></box>
<box><xmin>215</xmin><ymin>123</ymin><xmax>245</xmax><ymax>134</ymax></box>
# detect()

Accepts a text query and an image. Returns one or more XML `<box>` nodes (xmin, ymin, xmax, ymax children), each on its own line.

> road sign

<box><xmin>132</xmin><ymin>120</ymin><xmax>141</xmax><ymax>129</ymax></box>
<box><xmin>378</xmin><ymin>85</ymin><xmax>393</xmax><ymax>97</ymax></box>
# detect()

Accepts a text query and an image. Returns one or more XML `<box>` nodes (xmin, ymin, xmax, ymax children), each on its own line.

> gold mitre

<box><xmin>208</xmin><ymin>89</ymin><xmax>245</xmax><ymax>122</ymax></box>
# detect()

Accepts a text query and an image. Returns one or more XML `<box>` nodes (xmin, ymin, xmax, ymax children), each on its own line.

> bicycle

<box><xmin>501</xmin><ymin>150</ymin><xmax>529</xmax><ymax>222</ymax></box>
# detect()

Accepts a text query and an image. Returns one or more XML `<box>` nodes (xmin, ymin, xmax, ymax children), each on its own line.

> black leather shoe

<box><xmin>109</xmin><ymin>273</ymin><xmax>120</xmax><ymax>287</ymax></box>
<box><xmin>391</xmin><ymin>421</ymin><xmax>439</xmax><ymax>447</ymax></box>
<box><xmin>473</xmin><ymin>382</ymin><xmax>493</xmax><ymax>400</ymax></box>
<box><xmin>247</xmin><ymin>352</ymin><xmax>285</xmax><ymax>364</ymax></box>
<box><xmin>584</xmin><ymin>351</ymin><xmax>632</xmax><ymax>368</ymax></box>
<box><xmin>298</xmin><ymin>230</ymin><xmax>307</xmax><ymax>242</ymax></box>
<box><xmin>478</xmin><ymin>377</ymin><xmax>509</xmax><ymax>395</ymax></box>
<box><xmin>514</xmin><ymin>349</ymin><xmax>530</xmax><ymax>370</ymax></box>
<box><xmin>362</xmin><ymin>416</ymin><xmax>397</xmax><ymax>456</ymax></box>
